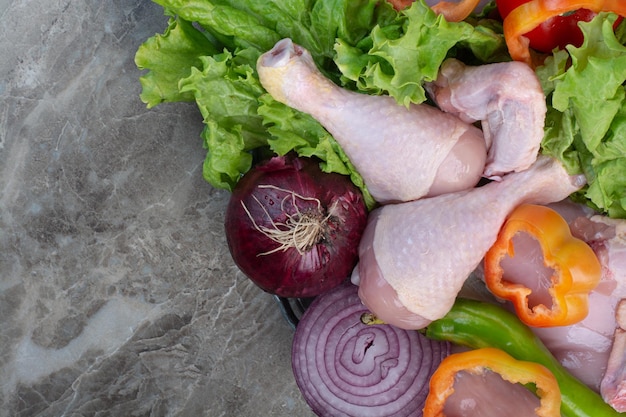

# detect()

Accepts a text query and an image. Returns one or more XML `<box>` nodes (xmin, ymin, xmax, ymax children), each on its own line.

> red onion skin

<box><xmin>225</xmin><ymin>154</ymin><xmax>368</xmax><ymax>298</ymax></box>
<box><xmin>292</xmin><ymin>281</ymin><xmax>451</xmax><ymax>417</ymax></box>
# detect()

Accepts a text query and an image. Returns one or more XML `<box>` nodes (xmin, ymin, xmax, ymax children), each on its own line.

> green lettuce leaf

<box><xmin>178</xmin><ymin>50</ymin><xmax>267</xmax><ymax>189</ymax></box>
<box><xmin>149</xmin><ymin>0</ymin><xmax>283</xmax><ymax>52</ymax></box>
<box><xmin>552</xmin><ymin>15</ymin><xmax>626</xmax><ymax>151</ymax></box>
<box><xmin>134</xmin><ymin>17</ymin><xmax>219</xmax><ymax>108</ymax></box>
<box><xmin>538</xmin><ymin>13</ymin><xmax>626</xmax><ymax>217</ymax></box>
<box><xmin>335</xmin><ymin>1</ymin><xmax>474</xmax><ymax>106</ymax></box>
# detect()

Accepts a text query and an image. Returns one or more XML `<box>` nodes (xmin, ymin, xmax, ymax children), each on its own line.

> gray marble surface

<box><xmin>0</xmin><ymin>1</ymin><xmax>315</xmax><ymax>415</ymax></box>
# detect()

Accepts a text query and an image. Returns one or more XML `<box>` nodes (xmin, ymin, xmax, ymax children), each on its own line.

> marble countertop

<box><xmin>0</xmin><ymin>1</ymin><xmax>315</xmax><ymax>415</ymax></box>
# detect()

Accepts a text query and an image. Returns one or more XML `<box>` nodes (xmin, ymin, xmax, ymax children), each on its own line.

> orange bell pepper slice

<box><xmin>388</xmin><ymin>0</ymin><xmax>482</xmax><ymax>22</ymax></box>
<box><xmin>484</xmin><ymin>204</ymin><xmax>601</xmax><ymax>327</ymax></box>
<box><xmin>503</xmin><ymin>0</ymin><xmax>626</xmax><ymax>65</ymax></box>
<box><xmin>423</xmin><ymin>347</ymin><xmax>561</xmax><ymax>417</ymax></box>
<box><xmin>431</xmin><ymin>0</ymin><xmax>483</xmax><ymax>22</ymax></box>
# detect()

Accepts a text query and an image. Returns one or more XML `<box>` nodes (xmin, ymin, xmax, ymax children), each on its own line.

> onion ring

<box><xmin>292</xmin><ymin>281</ymin><xmax>450</xmax><ymax>416</ymax></box>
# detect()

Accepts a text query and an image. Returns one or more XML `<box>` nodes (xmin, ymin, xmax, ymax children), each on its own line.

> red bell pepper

<box><xmin>502</xmin><ymin>0</ymin><xmax>626</xmax><ymax>65</ymax></box>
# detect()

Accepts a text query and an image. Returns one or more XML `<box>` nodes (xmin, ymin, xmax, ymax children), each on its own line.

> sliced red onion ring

<box><xmin>292</xmin><ymin>282</ymin><xmax>450</xmax><ymax>416</ymax></box>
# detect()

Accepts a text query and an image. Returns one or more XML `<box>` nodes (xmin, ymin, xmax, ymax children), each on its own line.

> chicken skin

<box><xmin>352</xmin><ymin>156</ymin><xmax>585</xmax><ymax>330</ymax></box>
<box><xmin>426</xmin><ymin>58</ymin><xmax>546</xmax><ymax>179</ymax></box>
<box><xmin>257</xmin><ymin>38</ymin><xmax>487</xmax><ymax>203</ymax></box>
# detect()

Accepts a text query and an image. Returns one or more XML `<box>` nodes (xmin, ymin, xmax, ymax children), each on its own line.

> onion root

<box><xmin>241</xmin><ymin>184</ymin><xmax>334</xmax><ymax>256</ymax></box>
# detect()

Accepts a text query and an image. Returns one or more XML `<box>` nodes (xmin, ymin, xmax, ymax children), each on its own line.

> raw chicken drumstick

<box><xmin>352</xmin><ymin>155</ymin><xmax>586</xmax><ymax>330</ymax></box>
<box><xmin>257</xmin><ymin>38</ymin><xmax>487</xmax><ymax>203</ymax></box>
<box><xmin>426</xmin><ymin>58</ymin><xmax>547</xmax><ymax>179</ymax></box>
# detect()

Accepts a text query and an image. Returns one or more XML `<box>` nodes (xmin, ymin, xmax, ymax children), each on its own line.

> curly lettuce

<box><xmin>537</xmin><ymin>13</ymin><xmax>626</xmax><ymax>218</ymax></box>
<box><xmin>135</xmin><ymin>1</ymin><xmax>626</xmax><ymax>217</ymax></box>
<box><xmin>134</xmin><ymin>0</ymin><xmax>503</xmax><ymax>210</ymax></box>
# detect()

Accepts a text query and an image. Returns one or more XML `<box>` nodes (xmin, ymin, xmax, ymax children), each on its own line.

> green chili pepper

<box><xmin>424</xmin><ymin>298</ymin><xmax>624</xmax><ymax>417</ymax></box>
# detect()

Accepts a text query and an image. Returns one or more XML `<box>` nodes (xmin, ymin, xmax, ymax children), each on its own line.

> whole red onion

<box><xmin>292</xmin><ymin>281</ymin><xmax>451</xmax><ymax>416</ymax></box>
<box><xmin>224</xmin><ymin>154</ymin><xmax>368</xmax><ymax>298</ymax></box>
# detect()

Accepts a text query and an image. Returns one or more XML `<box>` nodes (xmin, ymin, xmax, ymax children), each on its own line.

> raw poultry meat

<box><xmin>604</xmin><ymin>301</ymin><xmax>626</xmax><ymax>412</ymax></box>
<box><xmin>593</xmin><ymin>214</ymin><xmax>626</xmax><ymax>411</ymax></box>
<box><xmin>426</xmin><ymin>58</ymin><xmax>547</xmax><ymax>180</ymax></box>
<box><xmin>543</xmin><ymin>201</ymin><xmax>626</xmax><ymax>409</ymax></box>
<box><xmin>257</xmin><ymin>38</ymin><xmax>488</xmax><ymax>203</ymax></box>
<box><xmin>351</xmin><ymin>156</ymin><xmax>586</xmax><ymax>330</ymax></box>
<box><xmin>471</xmin><ymin>199</ymin><xmax>626</xmax><ymax>409</ymax></box>
<box><xmin>529</xmin><ymin>286</ymin><xmax>618</xmax><ymax>392</ymax></box>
